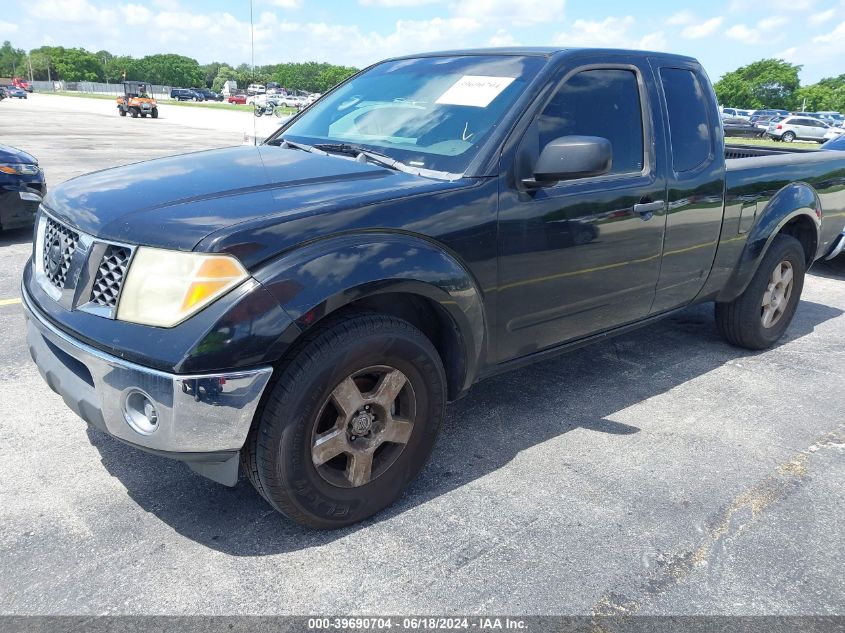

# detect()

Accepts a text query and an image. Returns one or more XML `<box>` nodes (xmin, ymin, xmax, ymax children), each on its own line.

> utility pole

<box><xmin>28</xmin><ymin>55</ymin><xmax>34</xmax><ymax>83</ymax></box>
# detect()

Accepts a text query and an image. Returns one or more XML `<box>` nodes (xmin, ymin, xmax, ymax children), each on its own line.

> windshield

<box><xmin>276</xmin><ymin>55</ymin><xmax>546</xmax><ymax>175</ymax></box>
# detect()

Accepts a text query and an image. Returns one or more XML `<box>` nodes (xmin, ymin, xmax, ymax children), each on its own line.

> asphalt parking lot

<box><xmin>1</xmin><ymin>94</ymin><xmax>844</xmax><ymax>617</ymax></box>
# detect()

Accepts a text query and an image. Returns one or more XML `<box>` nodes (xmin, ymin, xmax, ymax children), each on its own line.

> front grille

<box><xmin>42</xmin><ymin>217</ymin><xmax>79</xmax><ymax>290</ymax></box>
<box><xmin>89</xmin><ymin>245</ymin><xmax>132</xmax><ymax>308</ymax></box>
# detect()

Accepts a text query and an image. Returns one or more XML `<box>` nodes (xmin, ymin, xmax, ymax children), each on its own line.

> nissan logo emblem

<box><xmin>47</xmin><ymin>236</ymin><xmax>63</xmax><ymax>276</ymax></box>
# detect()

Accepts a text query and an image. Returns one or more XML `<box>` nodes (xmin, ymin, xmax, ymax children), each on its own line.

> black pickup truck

<box><xmin>22</xmin><ymin>48</ymin><xmax>845</xmax><ymax>528</ymax></box>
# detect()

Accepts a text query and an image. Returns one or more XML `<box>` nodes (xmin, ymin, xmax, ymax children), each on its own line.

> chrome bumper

<box><xmin>825</xmin><ymin>230</ymin><xmax>845</xmax><ymax>261</ymax></box>
<box><xmin>22</xmin><ymin>288</ymin><xmax>273</xmax><ymax>485</ymax></box>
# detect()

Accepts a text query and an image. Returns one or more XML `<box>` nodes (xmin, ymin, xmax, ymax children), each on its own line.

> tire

<box><xmin>140</xmin><ymin>112</ymin><xmax>147</xmax><ymax>118</ymax></box>
<box><xmin>782</xmin><ymin>131</ymin><xmax>796</xmax><ymax>142</ymax></box>
<box><xmin>151</xmin><ymin>108</ymin><xmax>158</xmax><ymax>119</ymax></box>
<box><xmin>242</xmin><ymin>311</ymin><xmax>447</xmax><ymax>528</ymax></box>
<box><xmin>119</xmin><ymin>107</ymin><xmax>126</xmax><ymax>117</ymax></box>
<box><xmin>715</xmin><ymin>234</ymin><xmax>806</xmax><ymax>350</ymax></box>
<box><xmin>130</xmin><ymin>108</ymin><xmax>139</xmax><ymax>118</ymax></box>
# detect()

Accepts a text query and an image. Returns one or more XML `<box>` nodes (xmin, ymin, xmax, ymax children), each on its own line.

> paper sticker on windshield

<box><xmin>435</xmin><ymin>75</ymin><xmax>516</xmax><ymax>108</ymax></box>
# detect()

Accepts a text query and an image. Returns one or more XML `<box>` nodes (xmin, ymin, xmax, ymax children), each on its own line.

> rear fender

<box><xmin>717</xmin><ymin>182</ymin><xmax>820</xmax><ymax>302</ymax></box>
<box><xmin>252</xmin><ymin>232</ymin><xmax>487</xmax><ymax>394</ymax></box>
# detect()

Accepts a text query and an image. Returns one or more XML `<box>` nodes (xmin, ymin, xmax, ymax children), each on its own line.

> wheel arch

<box><xmin>716</xmin><ymin>182</ymin><xmax>820</xmax><ymax>303</ymax></box>
<box><xmin>253</xmin><ymin>232</ymin><xmax>488</xmax><ymax>400</ymax></box>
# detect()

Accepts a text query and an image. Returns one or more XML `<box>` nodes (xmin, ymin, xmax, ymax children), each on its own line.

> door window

<box><xmin>660</xmin><ymin>68</ymin><xmax>712</xmax><ymax>172</ymax></box>
<box><xmin>534</xmin><ymin>68</ymin><xmax>645</xmax><ymax>176</ymax></box>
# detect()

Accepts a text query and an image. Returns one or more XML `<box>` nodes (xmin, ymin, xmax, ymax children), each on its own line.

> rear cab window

<box><xmin>660</xmin><ymin>67</ymin><xmax>713</xmax><ymax>173</ymax></box>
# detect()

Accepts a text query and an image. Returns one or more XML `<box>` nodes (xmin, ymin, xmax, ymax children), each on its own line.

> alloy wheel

<box><xmin>761</xmin><ymin>260</ymin><xmax>794</xmax><ymax>328</ymax></box>
<box><xmin>310</xmin><ymin>365</ymin><xmax>416</xmax><ymax>488</ymax></box>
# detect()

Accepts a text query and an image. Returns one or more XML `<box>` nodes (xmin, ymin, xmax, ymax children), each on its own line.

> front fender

<box><xmin>717</xmin><ymin>182</ymin><xmax>820</xmax><ymax>303</ymax></box>
<box><xmin>252</xmin><ymin>232</ymin><xmax>487</xmax><ymax>393</ymax></box>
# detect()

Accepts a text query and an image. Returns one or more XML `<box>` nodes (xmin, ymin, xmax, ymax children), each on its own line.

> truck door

<box><xmin>648</xmin><ymin>63</ymin><xmax>725</xmax><ymax>314</ymax></box>
<box><xmin>495</xmin><ymin>59</ymin><xmax>669</xmax><ymax>362</ymax></box>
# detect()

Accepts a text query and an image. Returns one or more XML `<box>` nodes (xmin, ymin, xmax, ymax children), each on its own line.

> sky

<box><xmin>1</xmin><ymin>0</ymin><xmax>844</xmax><ymax>84</ymax></box>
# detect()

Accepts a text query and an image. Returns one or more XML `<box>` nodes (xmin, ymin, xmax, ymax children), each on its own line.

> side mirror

<box><xmin>524</xmin><ymin>135</ymin><xmax>612</xmax><ymax>188</ymax></box>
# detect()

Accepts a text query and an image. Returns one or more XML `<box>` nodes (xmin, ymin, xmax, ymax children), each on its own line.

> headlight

<box><xmin>0</xmin><ymin>163</ymin><xmax>39</xmax><ymax>176</ymax></box>
<box><xmin>117</xmin><ymin>248</ymin><xmax>249</xmax><ymax>327</ymax></box>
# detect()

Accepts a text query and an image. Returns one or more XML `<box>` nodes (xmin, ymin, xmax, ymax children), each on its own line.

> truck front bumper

<box><xmin>22</xmin><ymin>286</ymin><xmax>273</xmax><ymax>485</ymax></box>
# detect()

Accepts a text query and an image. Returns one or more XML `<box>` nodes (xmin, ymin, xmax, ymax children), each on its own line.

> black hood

<box><xmin>43</xmin><ymin>145</ymin><xmax>452</xmax><ymax>258</ymax></box>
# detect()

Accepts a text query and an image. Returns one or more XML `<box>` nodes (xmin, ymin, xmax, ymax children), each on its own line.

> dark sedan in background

<box><xmin>0</xmin><ymin>144</ymin><xmax>44</xmax><ymax>231</ymax></box>
<box><xmin>722</xmin><ymin>117</ymin><xmax>763</xmax><ymax>138</ymax></box>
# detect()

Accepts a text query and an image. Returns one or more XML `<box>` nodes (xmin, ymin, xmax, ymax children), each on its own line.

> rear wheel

<box><xmin>130</xmin><ymin>107</ymin><xmax>139</xmax><ymax>118</ymax></box>
<box><xmin>151</xmin><ymin>108</ymin><xmax>158</xmax><ymax>119</ymax></box>
<box><xmin>140</xmin><ymin>112</ymin><xmax>147</xmax><ymax>118</ymax></box>
<box><xmin>782</xmin><ymin>131</ymin><xmax>796</xmax><ymax>142</ymax></box>
<box><xmin>715</xmin><ymin>234</ymin><xmax>805</xmax><ymax>350</ymax></box>
<box><xmin>242</xmin><ymin>311</ymin><xmax>446</xmax><ymax>528</ymax></box>
<box><xmin>119</xmin><ymin>107</ymin><xmax>126</xmax><ymax>117</ymax></box>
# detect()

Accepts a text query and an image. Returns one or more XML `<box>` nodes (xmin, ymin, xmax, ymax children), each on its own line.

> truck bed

<box><xmin>723</xmin><ymin>143</ymin><xmax>845</xmax><ymax>259</ymax></box>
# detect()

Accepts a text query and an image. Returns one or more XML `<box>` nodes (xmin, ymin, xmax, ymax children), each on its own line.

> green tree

<box><xmin>211</xmin><ymin>64</ymin><xmax>237</xmax><ymax>92</ymax></box>
<box><xmin>788</xmin><ymin>75</ymin><xmax>845</xmax><ymax>111</ymax></box>
<box><xmin>315</xmin><ymin>65</ymin><xmax>357</xmax><ymax>92</ymax></box>
<box><xmin>714</xmin><ymin>59</ymin><xmax>801</xmax><ymax>109</ymax></box>
<box><xmin>0</xmin><ymin>40</ymin><xmax>26</xmax><ymax>77</ymax></box>
<box><xmin>52</xmin><ymin>47</ymin><xmax>104</xmax><ymax>81</ymax></box>
<box><xmin>134</xmin><ymin>54</ymin><xmax>204</xmax><ymax>87</ymax></box>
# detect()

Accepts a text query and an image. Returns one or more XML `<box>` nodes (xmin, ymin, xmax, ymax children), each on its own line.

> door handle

<box><xmin>633</xmin><ymin>200</ymin><xmax>665</xmax><ymax>220</ymax></box>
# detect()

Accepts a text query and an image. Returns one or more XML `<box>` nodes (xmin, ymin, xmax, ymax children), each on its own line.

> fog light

<box><xmin>123</xmin><ymin>389</ymin><xmax>159</xmax><ymax>435</ymax></box>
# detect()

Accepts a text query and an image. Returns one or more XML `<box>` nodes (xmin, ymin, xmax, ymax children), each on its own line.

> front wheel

<box><xmin>130</xmin><ymin>108</ymin><xmax>139</xmax><ymax>118</ymax></box>
<box><xmin>151</xmin><ymin>108</ymin><xmax>158</xmax><ymax>119</ymax></box>
<box><xmin>242</xmin><ymin>311</ymin><xmax>446</xmax><ymax>528</ymax></box>
<box><xmin>715</xmin><ymin>234</ymin><xmax>806</xmax><ymax>350</ymax></box>
<box><xmin>119</xmin><ymin>107</ymin><xmax>126</xmax><ymax>117</ymax></box>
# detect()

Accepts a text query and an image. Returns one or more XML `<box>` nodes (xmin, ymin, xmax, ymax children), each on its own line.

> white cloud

<box><xmin>725</xmin><ymin>23</ymin><xmax>762</xmax><ymax>44</ymax></box>
<box><xmin>759</xmin><ymin>15</ymin><xmax>788</xmax><ymax>30</ymax></box>
<box><xmin>667</xmin><ymin>10</ymin><xmax>695</xmax><ymax>26</ymax></box>
<box><xmin>120</xmin><ymin>4</ymin><xmax>152</xmax><ymax>25</ymax></box>
<box><xmin>776</xmin><ymin>18</ymin><xmax>845</xmax><ymax>74</ymax></box>
<box><xmin>808</xmin><ymin>7</ymin><xmax>836</xmax><ymax>24</ymax></box>
<box><xmin>554</xmin><ymin>16</ymin><xmax>666</xmax><ymax>51</ymax></box>
<box><xmin>0</xmin><ymin>20</ymin><xmax>20</xmax><ymax>35</ymax></box>
<box><xmin>264</xmin><ymin>0</ymin><xmax>303</xmax><ymax>7</ymax></box>
<box><xmin>729</xmin><ymin>0</ymin><xmax>815</xmax><ymax>10</ymax></box>
<box><xmin>451</xmin><ymin>0</ymin><xmax>565</xmax><ymax>27</ymax></box>
<box><xmin>488</xmin><ymin>28</ymin><xmax>517</xmax><ymax>47</ymax></box>
<box><xmin>28</xmin><ymin>0</ymin><xmax>117</xmax><ymax>27</ymax></box>
<box><xmin>359</xmin><ymin>0</ymin><xmax>442</xmax><ymax>5</ymax></box>
<box><xmin>681</xmin><ymin>16</ymin><xmax>724</xmax><ymax>39</ymax></box>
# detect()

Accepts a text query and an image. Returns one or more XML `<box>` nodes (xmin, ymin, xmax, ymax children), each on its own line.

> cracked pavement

<box><xmin>1</xmin><ymin>94</ymin><xmax>844</xmax><ymax>616</ymax></box>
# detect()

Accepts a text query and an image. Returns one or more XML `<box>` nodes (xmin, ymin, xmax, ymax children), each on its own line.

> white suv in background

<box><xmin>767</xmin><ymin>116</ymin><xmax>840</xmax><ymax>143</ymax></box>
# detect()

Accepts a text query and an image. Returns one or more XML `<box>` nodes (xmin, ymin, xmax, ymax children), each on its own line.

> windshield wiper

<box><xmin>275</xmin><ymin>138</ymin><xmax>329</xmax><ymax>155</ymax></box>
<box><xmin>312</xmin><ymin>143</ymin><xmax>423</xmax><ymax>176</ymax></box>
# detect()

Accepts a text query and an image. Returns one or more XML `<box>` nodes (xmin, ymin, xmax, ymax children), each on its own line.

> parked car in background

<box><xmin>227</xmin><ymin>93</ymin><xmax>247</xmax><ymax>104</ymax></box>
<box><xmin>722</xmin><ymin>117</ymin><xmax>762</xmax><ymax>138</ymax></box>
<box><xmin>12</xmin><ymin>77</ymin><xmax>32</xmax><ymax>92</ymax></box>
<box><xmin>0</xmin><ymin>143</ymin><xmax>44</xmax><ymax>231</ymax></box>
<box><xmin>722</xmin><ymin>107</ymin><xmax>750</xmax><ymax>120</ymax></box>
<box><xmin>750</xmin><ymin>109</ymin><xmax>788</xmax><ymax>126</ymax></box>
<box><xmin>247</xmin><ymin>83</ymin><xmax>266</xmax><ymax>95</ymax></box>
<box><xmin>4</xmin><ymin>86</ymin><xmax>28</xmax><ymax>99</ymax></box>
<box><xmin>767</xmin><ymin>115</ymin><xmax>835</xmax><ymax>143</ymax></box>
<box><xmin>753</xmin><ymin>115</ymin><xmax>778</xmax><ymax>130</ymax></box>
<box><xmin>195</xmin><ymin>88</ymin><xmax>224</xmax><ymax>102</ymax></box>
<box><xmin>170</xmin><ymin>88</ymin><xmax>204</xmax><ymax>102</ymax></box>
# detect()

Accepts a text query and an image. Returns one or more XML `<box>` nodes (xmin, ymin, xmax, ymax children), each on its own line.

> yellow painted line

<box><xmin>0</xmin><ymin>298</ymin><xmax>22</xmax><ymax>307</ymax></box>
